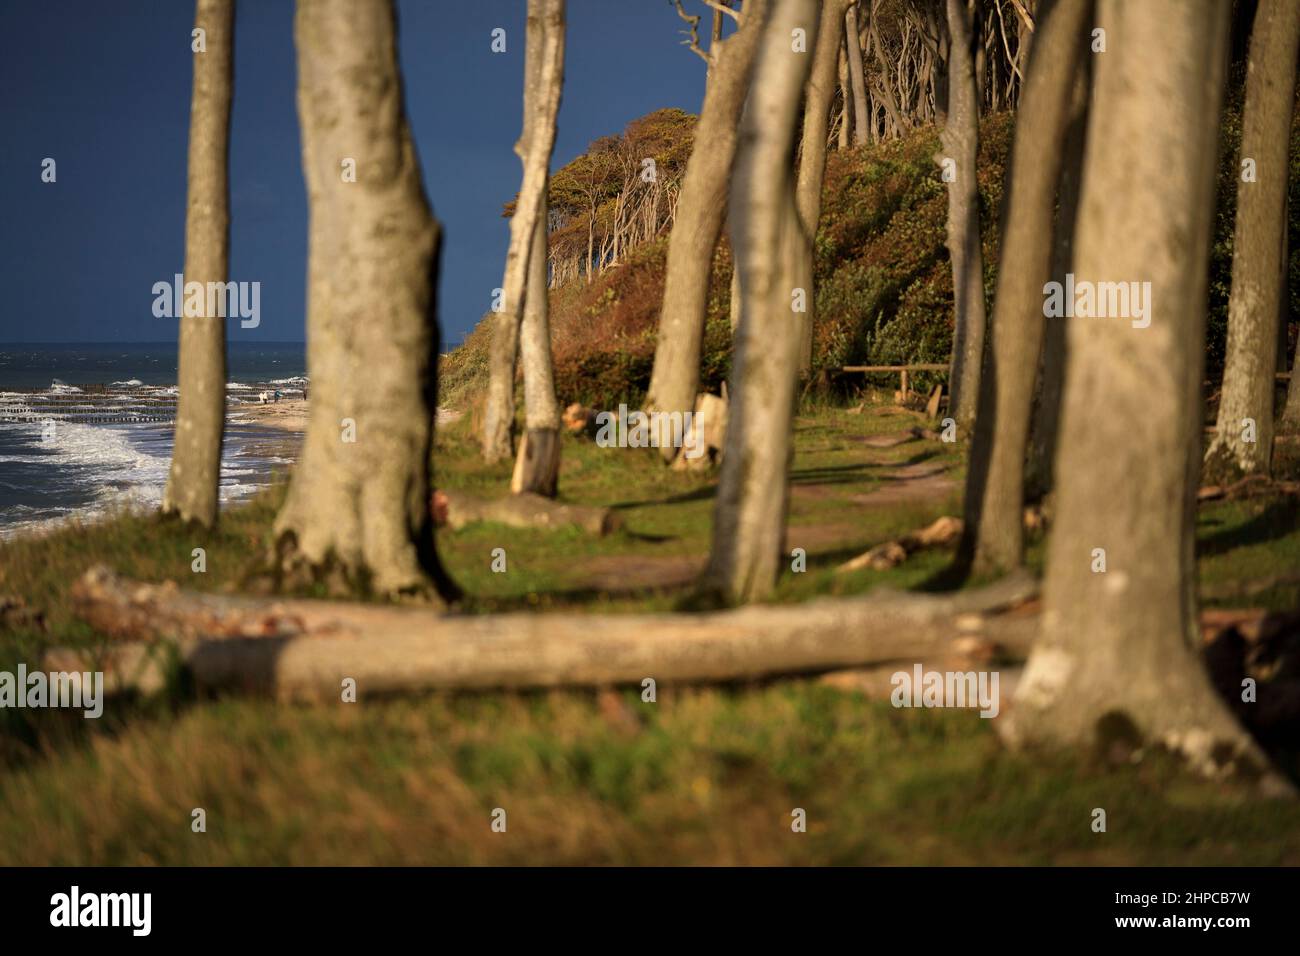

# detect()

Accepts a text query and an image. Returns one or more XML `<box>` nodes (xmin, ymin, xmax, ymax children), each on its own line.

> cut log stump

<box><xmin>510</xmin><ymin>427</ymin><xmax>561</xmax><ymax>497</ymax></box>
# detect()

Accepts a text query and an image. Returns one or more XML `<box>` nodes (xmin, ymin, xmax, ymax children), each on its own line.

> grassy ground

<box><xmin>1</xmin><ymin>403</ymin><xmax>1298</xmax><ymax>864</ymax></box>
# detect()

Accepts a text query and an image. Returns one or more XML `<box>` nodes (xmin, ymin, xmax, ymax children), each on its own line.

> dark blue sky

<box><xmin>0</xmin><ymin>0</ymin><xmax>710</xmax><ymax>349</ymax></box>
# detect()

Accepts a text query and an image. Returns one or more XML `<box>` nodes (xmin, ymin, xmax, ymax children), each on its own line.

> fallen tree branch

<box><xmin>835</xmin><ymin>506</ymin><xmax>1049</xmax><ymax>574</ymax></box>
<box><xmin>837</xmin><ymin>515</ymin><xmax>963</xmax><ymax>572</ymax></box>
<box><xmin>51</xmin><ymin>566</ymin><xmax>1041</xmax><ymax>700</ymax></box>
<box><xmin>1196</xmin><ymin>474</ymin><xmax>1300</xmax><ymax>503</ymax></box>
<box><xmin>439</xmin><ymin>489</ymin><xmax>621</xmax><ymax>535</ymax></box>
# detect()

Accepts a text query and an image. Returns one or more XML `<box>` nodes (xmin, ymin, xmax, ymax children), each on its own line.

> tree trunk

<box><xmin>1204</xmin><ymin>0</ymin><xmax>1300</xmax><ymax>478</ymax></box>
<box><xmin>511</xmin><ymin>204</ymin><xmax>562</xmax><ymax>496</ymax></box>
<box><xmin>962</xmin><ymin>0</ymin><xmax>1092</xmax><ymax>576</ymax></box>
<box><xmin>1026</xmin><ymin>68</ymin><xmax>1088</xmax><ymax>497</ymax></box>
<box><xmin>163</xmin><ymin>0</ymin><xmax>233</xmax><ymax>529</ymax></box>
<box><xmin>700</xmin><ymin>0</ymin><xmax>820</xmax><ymax>605</ymax></box>
<box><xmin>482</xmin><ymin>0</ymin><xmax>566</xmax><ymax>463</ymax></box>
<box><xmin>939</xmin><ymin>0</ymin><xmax>987</xmax><ymax>438</ymax></box>
<box><xmin>844</xmin><ymin>3</ymin><xmax>870</xmax><ymax>146</ymax></box>
<box><xmin>1285</xmin><ymin>336</ymin><xmax>1300</xmax><ymax>429</ymax></box>
<box><xmin>729</xmin><ymin>254</ymin><xmax>742</xmax><ymax>332</ymax></box>
<box><xmin>837</xmin><ymin>43</ymin><xmax>852</xmax><ymax>148</ymax></box>
<box><xmin>270</xmin><ymin>0</ymin><xmax>454</xmax><ymax>602</ymax></box>
<box><xmin>644</xmin><ymin>0</ymin><xmax>769</xmax><ymax>463</ymax></box>
<box><xmin>1001</xmin><ymin>0</ymin><xmax>1288</xmax><ymax>793</ymax></box>
<box><xmin>793</xmin><ymin>1</ymin><xmax>852</xmax><ymax>375</ymax></box>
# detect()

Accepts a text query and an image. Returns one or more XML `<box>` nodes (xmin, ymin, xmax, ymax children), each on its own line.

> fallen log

<box><xmin>1196</xmin><ymin>474</ymin><xmax>1300</xmax><ymax>503</ymax></box>
<box><xmin>837</xmin><ymin>516</ymin><xmax>963</xmax><ymax>573</ymax></box>
<box><xmin>50</xmin><ymin>566</ymin><xmax>1041</xmax><ymax>700</ymax></box>
<box><xmin>440</xmin><ymin>489</ymin><xmax>620</xmax><ymax>536</ymax></box>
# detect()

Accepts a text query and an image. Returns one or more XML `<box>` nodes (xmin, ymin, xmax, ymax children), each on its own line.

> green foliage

<box><xmin>449</xmin><ymin>92</ymin><xmax>1300</xmax><ymax>410</ymax></box>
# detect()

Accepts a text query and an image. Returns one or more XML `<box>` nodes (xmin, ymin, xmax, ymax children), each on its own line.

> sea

<box><xmin>0</xmin><ymin>342</ymin><xmax>307</xmax><ymax>539</ymax></box>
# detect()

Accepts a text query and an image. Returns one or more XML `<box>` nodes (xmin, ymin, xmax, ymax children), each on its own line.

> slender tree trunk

<box><xmin>793</xmin><ymin>0</ymin><xmax>851</xmax><ymax>374</ymax></box>
<box><xmin>700</xmin><ymin>0</ymin><xmax>820</xmax><ymax>605</ymax></box>
<box><xmin>644</xmin><ymin>0</ymin><xmax>769</xmax><ymax>462</ymax></box>
<box><xmin>869</xmin><ymin>14</ymin><xmax>911</xmax><ymax>135</ymax></box>
<box><xmin>271</xmin><ymin>0</ymin><xmax>454</xmax><ymax>602</ymax></box>
<box><xmin>482</xmin><ymin>0</ymin><xmax>566</xmax><ymax>463</ymax></box>
<box><xmin>512</xmin><ymin>200</ymin><xmax>562</xmax><ymax>496</ymax></box>
<box><xmin>1284</xmin><ymin>338</ymin><xmax>1300</xmax><ymax>428</ymax></box>
<box><xmin>508</xmin><ymin>2</ymin><xmax>566</xmax><ymax>493</ymax></box>
<box><xmin>962</xmin><ymin>0</ymin><xmax>1091</xmax><ymax>576</ymax></box>
<box><xmin>1278</xmin><ymin>196</ymin><xmax>1291</xmax><ymax>376</ymax></box>
<box><xmin>837</xmin><ymin>43</ymin><xmax>852</xmax><ymax>148</ymax></box>
<box><xmin>1204</xmin><ymin>0</ymin><xmax>1300</xmax><ymax>477</ymax></box>
<box><xmin>729</xmin><ymin>253</ymin><xmax>742</xmax><ymax>332</ymax></box>
<box><xmin>845</xmin><ymin>3</ymin><xmax>870</xmax><ymax>146</ymax></box>
<box><xmin>1002</xmin><ymin>0</ymin><xmax>1288</xmax><ymax>793</ymax></box>
<box><xmin>163</xmin><ymin>0</ymin><xmax>233</xmax><ymax>529</ymax></box>
<box><xmin>585</xmin><ymin>212</ymin><xmax>595</xmax><ymax>283</ymax></box>
<box><xmin>939</xmin><ymin>0</ymin><xmax>987</xmax><ymax>438</ymax></box>
<box><xmin>1025</xmin><ymin>68</ymin><xmax>1088</xmax><ymax>499</ymax></box>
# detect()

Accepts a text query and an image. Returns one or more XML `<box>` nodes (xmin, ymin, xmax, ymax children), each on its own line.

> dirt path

<box><xmin>567</xmin><ymin>427</ymin><xmax>960</xmax><ymax>594</ymax></box>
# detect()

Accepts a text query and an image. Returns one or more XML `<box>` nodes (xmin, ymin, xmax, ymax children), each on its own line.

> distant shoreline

<box><xmin>233</xmin><ymin>397</ymin><xmax>308</xmax><ymax>434</ymax></box>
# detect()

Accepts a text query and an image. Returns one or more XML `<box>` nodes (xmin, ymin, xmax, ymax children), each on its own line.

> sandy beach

<box><xmin>231</xmin><ymin>400</ymin><xmax>462</xmax><ymax>434</ymax></box>
<box><xmin>234</xmin><ymin>397</ymin><xmax>309</xmax><ymax>433</ymax></box>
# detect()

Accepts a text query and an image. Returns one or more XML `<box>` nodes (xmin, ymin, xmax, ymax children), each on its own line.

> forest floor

<box><xmin>1</xmin><ymin>401</ymin><xmax>1299</xmax><ymax>864</ymax></box>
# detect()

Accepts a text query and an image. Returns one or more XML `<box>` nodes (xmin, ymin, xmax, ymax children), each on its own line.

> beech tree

<box><xmin>700</xmin><ymin>0</ymin><xmax>820</xmax><ymax>604</ymax></box>
<box><xmin>512</xmin><ymin>211</ymin><xmax>563</xmax><ymax>495</ymax></box>
<box><xmin>1025</xmin><ymin>67</ymin><xmax>1088</xmax><ymax>498</ymax></box>
<box><xmin>938</xmin><ymin>0</ymin><xmax>986</xmax><ymax>437</ymax></box>
<box><xmin>793</xmin><ymin>0</ymin><xmax>854</xmax><ymax>373</ymax></box>
<box><xmin>843</xmin><ymin>2</ymin><xmax>870</xmax><ymax>145</ymax></box>
<box><xmin>163</xmin><ymin>0</ymin><xmax>233</xmax><ymax>529</ymax></box>
<box><xmin>271</xmin><ymin>0</ymin><xmax>455</xmax><ymax>601</ymax></box>
<box><xmin>510</xmin><ymin>0</ymin><xmax>567</xmax><ymax>495</ymax></box>
<box><xmin>961</xmin><ymin>0</ymin><xmax>1091</xmax><ymax>575</ymax></box>
<box><xmin>1203</xmin><ymin>0</ymin><xmax>1300</xmax><ymax>481</ymax></box>
<box><xmin>1003</xmin><ymin>0</ymin><xmax>1288</xmax><ymax>792</ymax></box>
<box><xmin>1284</xmin><ymin>345</ymin><xmax>1300</xmax><ymax>432</ymax></box>
<box><xmin>482</xmin><ymin>0</ymin><xmax>565</xmax><ymax>464</ymax></box>
<box><xmin>645</xmin><ymin>0</ymin><xmax>769</xmax><ymax>463</ymax></box>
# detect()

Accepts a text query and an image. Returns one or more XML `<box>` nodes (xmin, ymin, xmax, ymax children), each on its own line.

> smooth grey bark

<box><xmin>1025</xmin><ymin>67</ymin><xmax>1088</xmax><ymax>497</ymax></box>
<box><xmin>510</xmin><ymin>3</ymin><xmax>566</xmax><ymax>493</ymax></box>
<box><xmin>1002</xmin><ymin>0</ymin><xmax>1288</xmax><ymax>793</ymax></box>
<box><xmin>938</xmin><ymin>0</ymin><xmax>986</xmax><ymax>439</ymax></box>
<box><xmin>67</xmin><ymin>565</ymin><xmax>1038</xmax><ymax>700</ymax></box>
<box><xmin>837</xmin><ymin>42</ymin><xmax>851</xmax><ymax>148</ymax></box>
<box><xmin>844</xmin><ymin>3</ymin><xmax>870</xmax><ymax>146</ymax></box>
<box><xmin>482</xmin><ymin>0</ymin><xmax>565</xmax><ymax>463</ymax></box>
<box><xmin>793</xmin><ymin>0</ymin><xmax>853</xmax><ymax>374</ymax></box>
<box><xmin>1204</xmin><ymin>0</ymin><xmax>1300</xmax><ymax>475</ymax></box>
<box><xmin>729</xmin><ymin>248</ymin><xmax>742</xmax><ymax>332</ymax></box>
<box><xmin>644</xmin><ymin>0</ymin><xmax>769</xmax><ymax>463</ymax></box>
<box><xmin>962</xmin><ymin>0</ymin><xmax>1091</xmax><ymax>576</ymax></box>
<box><xmin>511</xmin><ymin>203</ymin><xmax>562</xmax><ymax>495</ymax></box>
<box><xmin>1285</xmin><ymin>336</ymin><xmax>1300</xmax><ymax>429</ymax></box>
<box><xmin>163</xmin><ymin>0</ymin><xmax>233</xmax><ymax>529</ymax></box>
<box><xmin>700</xmin><ymin>0</ymin><xmax>820</xmax><ymax>604</ymax></box>
<box><xmin>272</xmin><ymin>0</ymin><xmax>454</xmax><ymax>602</ymax></box>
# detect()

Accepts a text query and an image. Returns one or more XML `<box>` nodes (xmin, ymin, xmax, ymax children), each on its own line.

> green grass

<box><xmin>1</xmin><ymin>403</ymin><xmax>1298</xmax><ymax>865</ymax></box>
